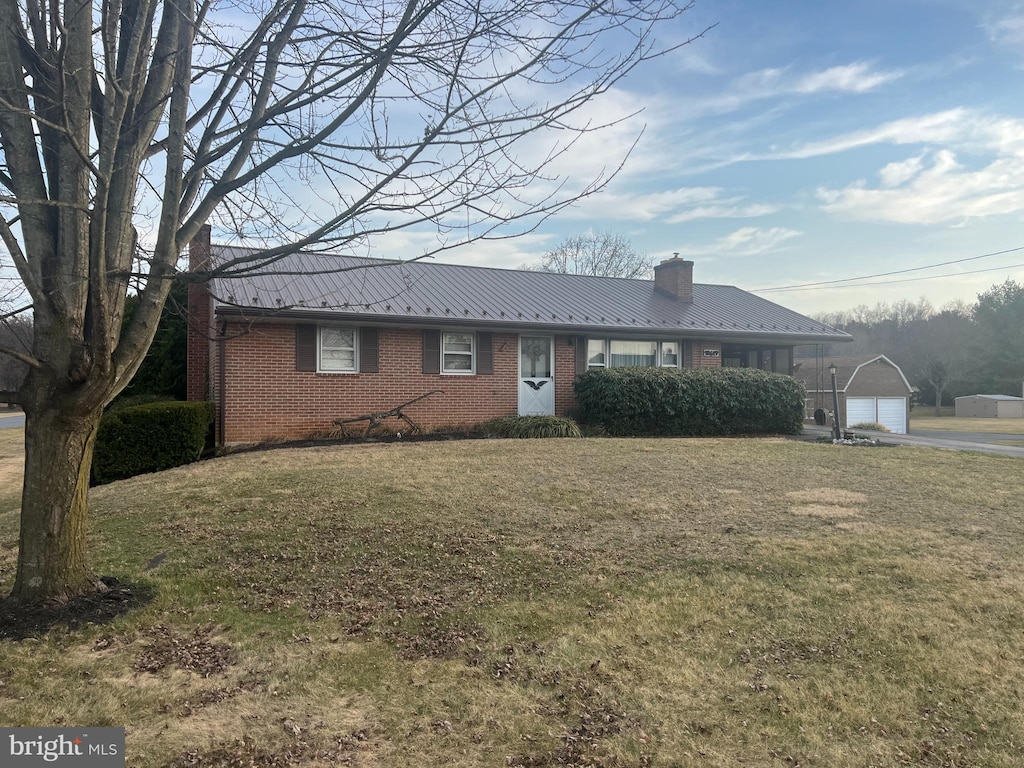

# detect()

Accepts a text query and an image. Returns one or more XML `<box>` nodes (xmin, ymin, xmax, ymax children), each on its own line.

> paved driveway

<box><xmin>0</xmin><ymin>413</ymin><xmax>24</xmax><ymax>430</ymax></box>
<box><xmin>801</xmin><ymin>425</ymin><xmax>1024</xmax><ymax>458</ymax></box>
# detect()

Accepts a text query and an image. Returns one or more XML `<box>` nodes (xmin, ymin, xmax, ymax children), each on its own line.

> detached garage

<box><xmin>954</xmin><ymin>394</ymin><xmax>1024</xmax><ymax>418</ymax></box>
<box><xmin>793</xmin><ymin>354</ymin><xmax>914</xmax><ymax>434</ymax></box>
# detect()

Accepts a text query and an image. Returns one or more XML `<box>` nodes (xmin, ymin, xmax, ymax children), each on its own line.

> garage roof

<box><xmin>793</xmin><ymin>354</ymin><xmax>912</xmax><ymax>393</ymax></box>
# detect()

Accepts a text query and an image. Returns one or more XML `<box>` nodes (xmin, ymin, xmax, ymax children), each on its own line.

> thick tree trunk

<box><xmin>10</xmin><ymin>403</ymin><xmax>103</xmax><ymax>603</ymax></box>
<box><xmin>934</xmin><ymin>387</ymin><xmax>945</xmax><ymax>417</ymax></box>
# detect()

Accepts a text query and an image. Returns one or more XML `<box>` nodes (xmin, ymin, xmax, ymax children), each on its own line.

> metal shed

<box><xmin>954</xmin><ymin>394</ymin><xmax>1024</xmax><ymax>418</ymax></box>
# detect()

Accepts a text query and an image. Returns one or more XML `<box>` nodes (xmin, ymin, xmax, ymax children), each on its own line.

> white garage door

<box><xmin>846</xmin><ymin>397</ymin><xmax>907</xmax><ymax>434</ymax></box>
<box><xmin>846</xmin><ymin>398</ymin><xmax>876</xmax><ymax>427</ymax></box>
<box><xmin>876</xmin><ymin>398</ymin><xmax>907</xmax><ymax>434</ymax></box>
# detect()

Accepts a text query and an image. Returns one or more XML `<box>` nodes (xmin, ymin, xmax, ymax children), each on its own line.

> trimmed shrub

<box><xmin>574</xmin><ymin>367</ymin><xmax>805</xmax><ymax>437</ymax></box>
<box><xmin>104</xmin><ymin>393</ymin><xmax>176</xmax><ymax>413</ymax></box>
<box><xmin>480</xmin><ymin>415</ymin><xmax>583</xmax><ymax>439</ymax></box>
<box><xmin>93</xmin><ymin>401</ymin><xmax>215</xmax><ymax>484</ymax></box>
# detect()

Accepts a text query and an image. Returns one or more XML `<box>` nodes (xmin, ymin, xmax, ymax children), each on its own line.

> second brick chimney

<box><xmin>653</xmin><ymin>256</ymin><xmax>694</xmax><ymax>302</ymax></box>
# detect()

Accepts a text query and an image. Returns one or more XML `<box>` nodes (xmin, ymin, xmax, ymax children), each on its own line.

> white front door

<box><xmin>518</xmin><ymin>335</ymin><xmax>554</xmax><ymax>416</ymax></box>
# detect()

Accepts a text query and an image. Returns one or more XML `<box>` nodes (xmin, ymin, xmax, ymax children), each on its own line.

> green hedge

<box><xmin>93</xmin><ymin>401</ymin><xmax>215</xmax><ymax>485</ymax></box>
<box><xmin>574</xmin><ymin>367</ymin><xmax>805</xmax><ymax>437</ymax></box>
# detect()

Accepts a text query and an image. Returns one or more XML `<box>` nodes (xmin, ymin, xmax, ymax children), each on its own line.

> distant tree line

<box><xmin>0</xmin><ymin>279</ymin><xmax>188</xmax><ymax>408</ymax></box>
<box><xmin>798</xmin><ymin>279</ymin><xmax>1024</xmax><ymax>412</ymax></box>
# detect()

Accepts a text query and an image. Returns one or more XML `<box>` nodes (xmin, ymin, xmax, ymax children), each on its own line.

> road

<box><xmin>0</xmin><ymin>413</ymin><xmax>24</xmax><ymax>429</ymax></box>
<box><xmin>911</xmin><ymin>429</ymin><xmax>1024</xmax><ymax>444</ymax></box>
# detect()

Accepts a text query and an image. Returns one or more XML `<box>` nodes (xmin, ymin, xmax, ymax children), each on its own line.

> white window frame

<box><xmin>587</xmin><ymin>338</ymin><xmax>607</xmax><ymax>368</ymax></box>
<box><xmin>587</xmin><ymin>339</ymin><xmax>683</xmax><ymax>369</ymax></box>
<box><xmin>318</xmin><ymin>326</ymin><xmax>358</xmax><ymax>373</ymax></box>
<box><xmin>441</xmin><ymin>331</ymin><xmax>475</xmax><ymax>375</ymax></box>
<box><xmin>658</xmin><ymin>341</ymin><xmax>680</xmax><ymax>368</ymax></box>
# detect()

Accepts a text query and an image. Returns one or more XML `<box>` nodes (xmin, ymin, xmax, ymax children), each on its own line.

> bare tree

<box><xmin>528</xmin><ymin>232</ymin><xmax>652</xmax><ymax>279</ymax></box>
<box><xmin>0</xmin><ymin>0</ymin><xmax>699</xmax><ymax>604</ymax></box>
<box><xmin>0</xmin><ymin>314</ymin><xmax>31</xmax><ymax>404</ymax></box>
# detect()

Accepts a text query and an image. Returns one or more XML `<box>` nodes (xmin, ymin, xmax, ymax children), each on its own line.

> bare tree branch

<box><xmin>0</xmin><ymin>0</ymin><xmax>698</xmax><ymax>603</ymax></box>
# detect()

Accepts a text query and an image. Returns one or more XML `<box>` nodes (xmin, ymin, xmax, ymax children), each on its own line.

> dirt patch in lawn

<box><xmin>0</xmin><ymin>576</ymin><xmax>154</xmax><ymax>640</ymax></box>
<box><xmin>787</xmin><ymin>488</ymin><xmax>866</xmax><ymax>520</ymax></box>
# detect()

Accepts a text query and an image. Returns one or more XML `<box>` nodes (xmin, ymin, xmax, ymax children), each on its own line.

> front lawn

<box><xmin>911</xmin><ymin>416</ymin><xmax>1024</xmax><ymax>434</ymax></box>
<box><xmin>1</xmin><ymin>437</ymin><xmax>1023</xmax><ymax>766</ymax></box>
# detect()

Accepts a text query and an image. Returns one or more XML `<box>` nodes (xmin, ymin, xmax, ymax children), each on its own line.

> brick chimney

<box><xmin>186</xmin><ymin>225</ymin><xmax>213</xmax><ymax>402</ymax></box>
<box><xmin>653</xmin><ymin>255</ymin><xmax>694</xmax><ymax>302</ymax></box>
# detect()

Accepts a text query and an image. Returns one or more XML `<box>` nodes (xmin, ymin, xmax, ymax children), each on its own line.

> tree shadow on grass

<box><xmin>0</xmin><ymin>576</ymin><xmax>155</xmax><ymax>640</ymax></box>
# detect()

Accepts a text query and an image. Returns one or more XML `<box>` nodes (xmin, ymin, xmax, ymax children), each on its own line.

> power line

<box><xmin>761</xmin><ymin>260</ymin><xmax>1024</xmax><ymax>292</ymax></box>
<box><xmin>753</xmin><ymin>245</ymin><xmax>1024</xmax><ymax>293</ymax></box>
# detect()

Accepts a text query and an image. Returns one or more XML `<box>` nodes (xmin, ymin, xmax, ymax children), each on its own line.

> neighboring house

<box><xmin>187</xmin><ymin>227</ymin><xmax>851</xmax><ymax>444</ymax></box>
<box><xmin>793</xmin><ymin>354</ymin><xmax>913</xmax><ymax>434</ymax></box>
<box><xmin>954</xmin><ymin>394</ymin><xmax>1024</xmax><ymax>418</ymax></box>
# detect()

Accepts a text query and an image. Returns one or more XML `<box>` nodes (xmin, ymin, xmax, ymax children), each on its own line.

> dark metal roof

<box><xmin>957</xmin><ymin>394</ymin><xmax>1024</xmax><ymax>401</ymax></box>
<box><xmin>210</xmin><ymin>246</ymin><xmax>851</xmax><ymax>343</ymax></box>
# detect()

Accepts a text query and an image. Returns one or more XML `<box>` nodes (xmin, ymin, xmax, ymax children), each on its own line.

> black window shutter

<box><xmin>477</xmin><ymin>332</ymin><xmax>493</xmax><ymax>375</ymax></box>
<box><xmin>360</xmin><ymin>327</ymin><xmax>379</xmax><ymax>373</ymax></box>
<box><xmin>422</xmin><ymin>330</ymin><xmax>440</xmax><ymax>374</ymax></box>
<box><xmin>574</xmin><ymin>335</ymin><xmax>588</xmax><ymax>375</ymax></box>
<box><xmin>682</xmin><ymin>341</ymin><xmax>693</xmax><ymax>368</ymax></box>
<box><xmin>296</xmin><ymin>324</ymin><xmax>317</xmax><ymax>371</ymax></box>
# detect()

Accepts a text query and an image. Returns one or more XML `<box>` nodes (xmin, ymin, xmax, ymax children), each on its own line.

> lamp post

<box><xmin>829</xmin><ymin>362</ymin><xmax>842</xmax><ymax>441</ymax></box>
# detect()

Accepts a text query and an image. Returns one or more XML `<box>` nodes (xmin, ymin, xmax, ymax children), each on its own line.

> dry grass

<box><xmin>0</xmin><ymin>429</ymin><xmax>23</xmax><ymax>554</ymax></box>
<box><xmin>1</xmin><ymin>436</ymin><xmax>1023</xmax><ymax>766</ymax></box>
<box><xmin>912</xmin><ymin>416</ymin><xmax>1024</xmax><ymax>434</ymax></box>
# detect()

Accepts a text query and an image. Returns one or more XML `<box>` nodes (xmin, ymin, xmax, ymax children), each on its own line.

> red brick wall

<box><xmin>221</xmin><ymin>323</ymin><xmax>536</xmax><ymax>443</ymax></box>
<box><xmin>554</xmin><ymin>335</ymin><xmax>578</xmax><ymax>416</ymax></box>
<box><xmin>653</xmin><ymin>258</ymin><xmax>694</xmax><ymax>302</ymax></box>
<box><xmin>213</xmin><ymin>320</ymin><xmax>732</xmax><ymax>443</ymax></box>
<box><xmin>689</xmin><ymin>341</ymin><xmax>722</xmax><ymax>368</ymax></box>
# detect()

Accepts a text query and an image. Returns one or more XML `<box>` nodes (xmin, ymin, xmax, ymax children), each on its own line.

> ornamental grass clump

<box><xmin>479</xmin><ymin>416</ymin><xmax>583</xmax><ymax>439</ymax></box>
<box><xmin>850</xmin><ymin>422</ymin><xmax>890</xmax><ymax>432</ymax></box>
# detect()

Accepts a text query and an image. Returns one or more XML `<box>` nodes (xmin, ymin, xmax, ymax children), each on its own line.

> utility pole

<box><xmin>829</xmin><ymin>362</ymin><xmax>842</xmax><ymax>441</ymax></box>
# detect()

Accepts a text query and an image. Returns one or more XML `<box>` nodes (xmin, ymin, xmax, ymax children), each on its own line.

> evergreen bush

<box><xmin>574</xmin><ymin>367</ymin><xmax>804</xmax><ymax>436</ymax></box>
<box><xmin>93</xmin><ymin>401</ymin><xmax>215</xmax><ymax>484</ymax></box>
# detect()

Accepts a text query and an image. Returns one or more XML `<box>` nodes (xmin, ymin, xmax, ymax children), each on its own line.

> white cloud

<box><xmin>745</xmin><ymin>106</ymin><xmax>1024</xmax><ymax>225</ymax></box>
<box><xmin>984</xmin><ymin>10</ymin><xmax>1024</xmax><ymax>47</ymax></box>
<box><xmin>770</xmin><ymin>109</ymin><xmax>972</xmax><ymax>160</ymax></box>
<box><xmin>879</xmin><ymin>155</ymin><xmax>927</xmax><ymax>188</ymax></box>
<box><xmin>818</xmin><ymin>150</ymin><xmax>1024</xmax><ymax>225</ymax></box>
<box><xmin>677</xmin><ymin>226</ymin><xmax>803</xmax><ymax>257</ymax></box>
<box><xmin>666</xmin><ymin>201</ymin><xmax>777</xmax><ymax>224</ymax></box>
<box><xmin>793</xmin><ymin>62</ymin><xmax>903</xmax><ymax>94</ymax></box>
<box><xmin>372</xmin><ymin>228</ymin><xmax>555</xmax><ymax>269</ymax></box>
<box><xmin>556</xmin><ymin>185</ymin><xmax>777</xmax><ymax>225</ymax></box>
<box><xmin>671</xmin><ymin>46</ymin><xmax>721</xmax><ymax>75</ymax></box>
<box><xmin>693</xmin><ymin>61</ymin><xmax>903</xmax><ymax>117</ymax></box>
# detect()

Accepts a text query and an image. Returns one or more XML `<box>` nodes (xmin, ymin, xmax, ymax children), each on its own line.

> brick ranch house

<box><xmin>186</xmin><ymin>227</ymin><xmax>852</xmax><ymax>444</ymax></box>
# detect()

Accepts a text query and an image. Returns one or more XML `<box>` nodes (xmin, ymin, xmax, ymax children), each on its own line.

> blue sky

<box><xmin>424</xmin><ymin>0</ymin><xmax>1024</xmax><ymax>316</ymax></box>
